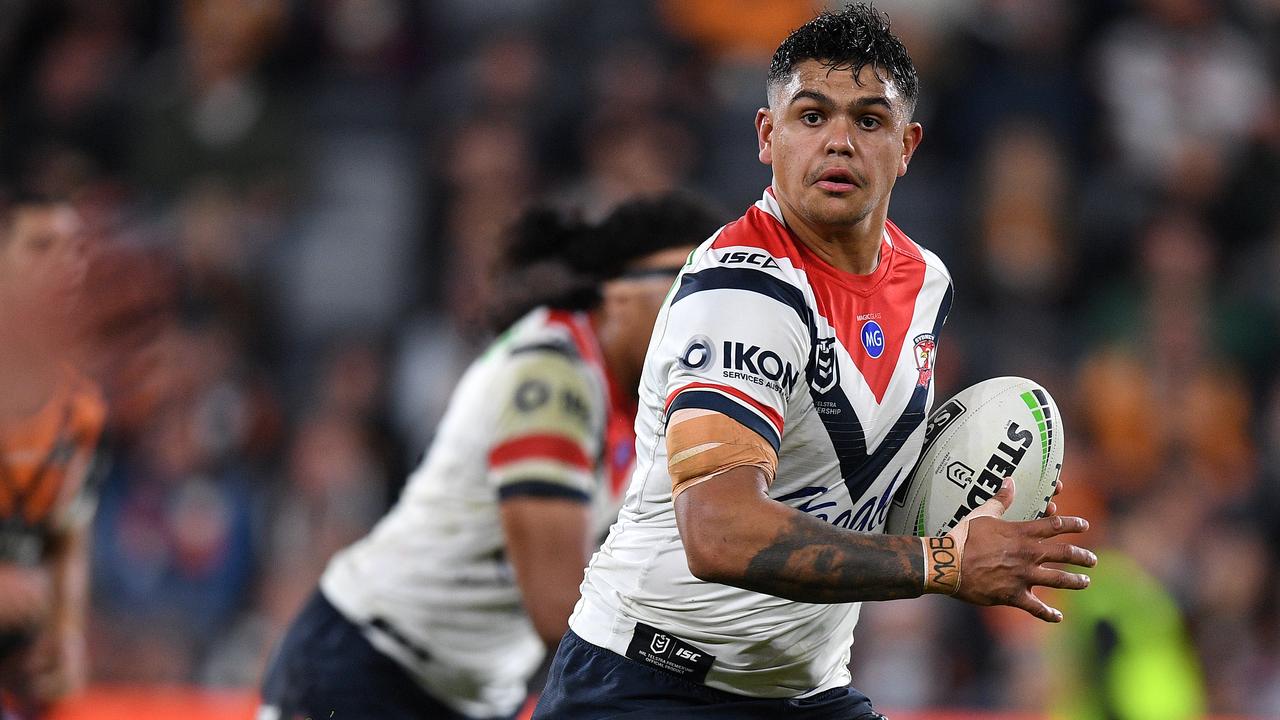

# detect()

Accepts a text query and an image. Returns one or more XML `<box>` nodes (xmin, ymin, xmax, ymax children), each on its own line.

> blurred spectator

<box><xmin>129</xmin><ymin>0</ymin><xmax>294</xmax><ymax>198</ymax></box>
<box><xmin>1094</xmin><ymin>0</ymin><xmax>1272</xmax><ymax>187</ymax></box>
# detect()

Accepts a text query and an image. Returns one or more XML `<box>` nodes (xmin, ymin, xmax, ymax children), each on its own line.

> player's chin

<box><xmin>804</xmin><ymin>196</ymin><xmax>868</xmax><ymax>227</ymax></box>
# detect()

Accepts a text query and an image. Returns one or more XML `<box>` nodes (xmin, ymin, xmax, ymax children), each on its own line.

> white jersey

<box><xmin>571</xmin><ymin>188</ymin><xmax>954</xmax><ymax>698</ymax></box>
<box><xmin>322</xmin><ymin>308</ymin><xmax>635</xmax><ymax>719</ymax></box>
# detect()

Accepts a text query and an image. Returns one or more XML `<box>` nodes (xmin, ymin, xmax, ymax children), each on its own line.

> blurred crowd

<box><xmin>0</xmin><ymin>0</ymin><xmax>1277</xmax><ymax>716</ymax></box>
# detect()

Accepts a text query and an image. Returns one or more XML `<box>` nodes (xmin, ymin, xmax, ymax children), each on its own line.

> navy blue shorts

<box><xmin>532</xmin><ymin>630</ymin><xmax>885</xmax><ymax>719</ymax></box>
<box><xmin>259</xmin><ymin>589</ymin><xmax>514</xmax><ymax>720</ymax></box>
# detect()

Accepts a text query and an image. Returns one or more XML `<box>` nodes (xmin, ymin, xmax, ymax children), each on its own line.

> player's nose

<box><xmin>823</xmin><ymin>120</ymin><xmax>855</xmax><ymax>156</ymax></box>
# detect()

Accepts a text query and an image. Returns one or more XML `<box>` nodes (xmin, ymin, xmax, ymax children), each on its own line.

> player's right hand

<box><xmin>947</xmin><ymin>478</ymin><xmax>1096</xmax><ymax>622</ymax></box>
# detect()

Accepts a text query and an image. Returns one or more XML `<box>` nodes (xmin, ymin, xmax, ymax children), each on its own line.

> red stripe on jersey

<box><xmin>664</xmin><ymin>381</ymin><xmax>785</xmax><ymax>436</ymax></box>
<box><xmin>489</xmin><ymin>435</ymin><xmax>592</xmax><ymax>471</ymax></box>
<box><xmin>711</xmin><ymin>206</ymin><xmax>803</xmax><ymax>267</ymax></box>
<box><xmin>545</xmin><ymin>308</ymin><xmax>633</xmax><ymax>495</ymax></box>
<box><xmin>733</xmin><ymin>191</ymin><xmax>930</xmax><ymax>404</ymax></box>
<box><xmin>808</xmin><ymin>245</ymin><xmax>925</xmax><ymax>403</ymax></box>
<box><xmin>545</xmin><ymin>310</ymin><xmax>605</xmax><ymax>369</ymax></box>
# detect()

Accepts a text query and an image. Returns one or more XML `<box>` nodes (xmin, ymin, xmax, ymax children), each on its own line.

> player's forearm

<box><xmin>682</xmin><ymin>494</ymin><xmax>925</xmax><ymax>603</ymax></box>
<box><xmin>499</xmin><ymin>496</ymin><xmax>592</xmax><ymax>649</ymax></box>
<box><xmin>524</xmin><ymin>580</ymin><xmax>586</xmax><ymax>649</ymax></box>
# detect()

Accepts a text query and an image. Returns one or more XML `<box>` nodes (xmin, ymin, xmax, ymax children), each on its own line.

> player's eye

<box><xmin>801</xmin><ymin>111</ymin><xmax>823</xmax><ymax>126</ymax></box>
<box><xmin>857</xmin><ymin>116</ymin><xmax>882</xmax><ymax>130</ymax></box>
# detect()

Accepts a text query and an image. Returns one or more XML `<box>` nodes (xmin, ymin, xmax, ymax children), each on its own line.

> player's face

<box><xmin>601</xmin><ymin>245</ymin><xmax>692</xmax><ymax>386</ymax></box>
<box><xmin>0</xmin><ymin>204</ymin><xmax>87</xmax><ymax>348</ymax></box>
<box><xmin>0</xmin><ymin>204</ymin><xmax>86</xmax><ymax>295</ymax></box>
<box><xmin>756</xmin><ymin>61</ymin><xmax>921</xmax><ymax>230</ymax></box>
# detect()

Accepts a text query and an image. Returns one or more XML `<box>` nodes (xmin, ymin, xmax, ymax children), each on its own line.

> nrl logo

<box><xmin>811</xmin><ymin>336</ymin><xmax>839</xmax><ymax>394</ymax></box>
<box><xmin>913</xmin><ymin>333</ymin><xmax>936</xmax><ymax>388</ymax></box>
<box><xmin>650</xmin><ymin>633</ymin><xmax>671</xmax><ymax>655</ymax></box>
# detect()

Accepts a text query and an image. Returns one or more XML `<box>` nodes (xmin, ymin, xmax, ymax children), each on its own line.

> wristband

<box><xmin>922</xmin><ymin>536</ymin><xmax>960</xmax><ymax>595</ymax></box>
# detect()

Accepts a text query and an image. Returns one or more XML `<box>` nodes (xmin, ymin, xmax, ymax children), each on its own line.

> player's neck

<box><xmin>588</xmin><ymin>310</ymin><xmax>638</xmax><ymax>404</ymax></box>
<box><xmin>782</xmin><ymin>201</ymin><xmax>886</xmax><ymax>276</ymax></box>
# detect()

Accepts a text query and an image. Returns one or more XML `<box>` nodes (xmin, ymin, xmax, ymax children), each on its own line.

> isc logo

<box><xmin>861</xmin><ymin>320</ymin><xmax>885</xmax><ymax>358</ymax></box>
<box><xmin>674</xmin><ymin>647</ymin><xmax>702</xmax><ymax>662</ymax></box>
<box><xmin>719</xmin><ymin>251</ymin><xmax>779</xmax><ymax>269</ymax></box>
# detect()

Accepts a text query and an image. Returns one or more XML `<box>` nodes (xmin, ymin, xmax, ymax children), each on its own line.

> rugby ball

<box><xmin>886</xmin><ymin>377</ymin><xmax>1063</xmax><ymax>537</ymax></box>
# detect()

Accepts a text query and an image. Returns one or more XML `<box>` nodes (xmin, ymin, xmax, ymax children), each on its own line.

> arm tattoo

<box><xmin>741</xmin><ymin>512</ymin><xmax>925</xmax><ymax>603</ymax></box>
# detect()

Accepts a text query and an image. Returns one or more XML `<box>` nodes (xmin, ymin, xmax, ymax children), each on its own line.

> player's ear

<box><xmin>899</xmin><ymin>121</ymin><xmax>923</xmax><ymax>176</ymax></box>
<box><xmin>756</xmin><ymin>108</ymin><xmax>774</xmax><ymax>165</ymax></box>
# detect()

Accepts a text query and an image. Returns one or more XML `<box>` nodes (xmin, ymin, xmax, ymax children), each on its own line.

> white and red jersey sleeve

<box><xmin>658</xmin><ymin>259</ymin><xmax>810</xmax><ymax>453</ymax></box>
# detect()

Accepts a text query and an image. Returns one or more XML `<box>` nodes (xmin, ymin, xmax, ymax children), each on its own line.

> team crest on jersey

<box><xmin>913</xmin><ymin>333</ymin><xmax>936</xmax><ymax>387</ymax></box>
<box><xmin>811</xmin><ymin>336</ymin><xmax>839</xmax><ymax>394</ymax></box>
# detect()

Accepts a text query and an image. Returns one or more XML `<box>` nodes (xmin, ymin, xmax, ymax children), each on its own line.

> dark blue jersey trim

<box><xmin>497</xmin><ymin>480</ymin><xmax>590</xmax><ymax>503</ymax></box>
<box><xmin>668</xmin><ymin>390</ymin><xmax>781</xmax><ymax>452</ymax></box>
<box><xmin>509</xmin><ymin>340</ymin><xmax>580</xmax><ymax>359</ymax></box>
<box><xmin>671</xmin><ymin>267</ymin><xmax>810</xmax><ymax>327</ymax></box>
<box><xmin>810</xmin><ymin>281</ymin><xmax>954</xmax><ymax>502</ymax></box>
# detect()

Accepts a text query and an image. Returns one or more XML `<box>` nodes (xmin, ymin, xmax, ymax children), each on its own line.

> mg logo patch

<box><xmin>861</xmin><ymin>321</ymin><xmax>885</xmax><ymax>358</ymax></box>
<box><xmin>811</xmin><ymin>336</ymin><xmax>839</xmax><ymax>394</ymax></box>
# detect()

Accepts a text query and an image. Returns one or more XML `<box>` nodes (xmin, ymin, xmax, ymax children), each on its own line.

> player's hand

<box><xmin>947</xmin><ymin>478</ymin><xmax>1095</xmax><ymax>622</ymax></box>
<box><xmin>1044</xmin><ymin>478</ymin><xmax>1063</xmax><ymax>517</ymax></box>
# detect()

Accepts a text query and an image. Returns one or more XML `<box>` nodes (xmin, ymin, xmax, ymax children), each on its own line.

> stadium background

<box><xmin>2</xmin><ymin>0</ymin><xmax>1278</xmax><ymax>717</ymax></box>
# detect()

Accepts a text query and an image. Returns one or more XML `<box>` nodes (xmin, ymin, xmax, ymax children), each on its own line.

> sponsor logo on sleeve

<box><xmin>514</xmin><ymin>380</ymin><xmax>551</xmax><ymax>411</ymax></box>
<box><xmin>678</xmin><ymin>335</ymin><xmax>716</xmax><ymax>371</ymax></box>
<box><xmin>721</xmin><ymin>341</ymin><xmax>798</xmax><ymax>394</ymax></box>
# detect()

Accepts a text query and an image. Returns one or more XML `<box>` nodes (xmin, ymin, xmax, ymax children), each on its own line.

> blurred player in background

<box><xmin>0</xmin><ymin>192</ymin><xmax>107</xmax><ymax>720</ymax></box>
<box><xmin>535</xmin><ymin>5</ymin><xmax>1094</xmax><ymax>719</ymax></box>
<box><xmin>257</xmin><ymin>193</ymin><xmax>724</xmax><ymax>720</ymax></box>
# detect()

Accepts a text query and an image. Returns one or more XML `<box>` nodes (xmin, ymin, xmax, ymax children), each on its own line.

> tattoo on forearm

<box><xmin>741</xmin><ymin>513</ymin><xmax>925</xmax><ymax>603</ymax></box>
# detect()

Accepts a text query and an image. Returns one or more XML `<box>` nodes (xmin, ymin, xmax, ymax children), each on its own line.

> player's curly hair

<box><xmin>577</xmin><ymin>191</ymin><xmax>724</xmax><ymax>280</ymax></box>
<box><xmin>768</xmin><ymin>2</ymin><xmax>919</xmax><ymax>116</ymax></box>
<box><xmin>488</xmin><ymin>192</ymin><xmax>724</xmax><ymax>331</ymax></box>
<box><xmin>488</xmin><ymin>206</ymin><xmax>599</xmax><ymax>331</ymax></box>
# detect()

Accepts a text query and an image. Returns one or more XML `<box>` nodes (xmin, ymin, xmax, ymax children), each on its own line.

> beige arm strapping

<box><xmin>666</xmin><ymin>408</ymin><xmax>778</xmax><ymax>499</ymax></box>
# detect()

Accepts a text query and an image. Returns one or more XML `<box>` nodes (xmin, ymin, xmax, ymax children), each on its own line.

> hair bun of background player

<box><xmin>487</xmin><ymin>204</ymin><xmax>599</xmax><ymax>331</ymax></box>
<box><xmin>488</xmin><ymin>193</ymin><xmax>726</xmax><ymax>330</ymax></box>
<box><xmin>578</xmin><ymin>191</ymin><xmax>726</xmax><ymax>280</ymax></box>
<box><xmin>501</xmin><ymin>205</ymin><xmax>594</xmax><ymax>267</ymax></box>
<box><xmin>885</xmin><ymin>376</ymin><xmax>1064</xmax><ymax>537</ymax></box>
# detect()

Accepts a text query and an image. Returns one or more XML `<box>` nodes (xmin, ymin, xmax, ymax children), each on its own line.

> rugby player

<box><xmin>257</xmin><ymin>193</ymin><xmax>723</xmax><ymax>720</ymax></box>
<box><xmin>534</xmin><ymin>5</ymin><xmax>1096</xmax><ymax>718</ymax></box>
<box><xmin>0</xmin><ymin>192</ymin><xmax>106</xmax><ymax>720</ymax></box>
